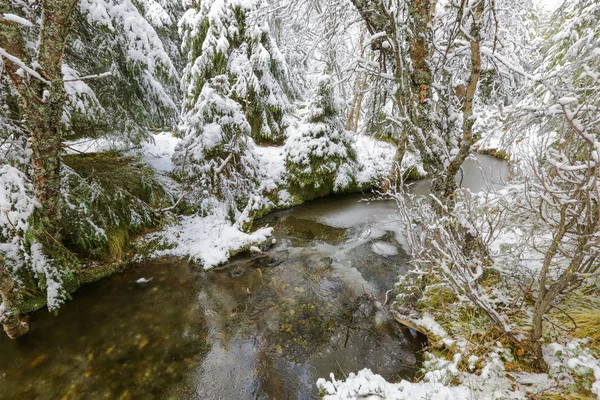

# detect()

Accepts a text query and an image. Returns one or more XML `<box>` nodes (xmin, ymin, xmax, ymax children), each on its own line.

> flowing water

<box><xmin>0</xmin><ymin>155</ymin><xmax>507</xmax><ymax>400</ymax></box>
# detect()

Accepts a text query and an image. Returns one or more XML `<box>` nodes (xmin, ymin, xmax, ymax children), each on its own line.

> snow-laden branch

<box><xmin>1</xmin><ymin>13</ymin><xmax>34</xmax><ymax>28</ymax></box>
<box><xmin>0</xmin><ymin>47</ymin><xmax>50</xmax><ymax>85</ymax></box>
<box><xmin>63</xmin><ymin>71</ymin><xmax>112</xmax><ymax>82</ymax></box>
<box><xmin>214</xmin><ymin>153</ymin><xmax>233</xmax><ymax>178</ymax></box>
<box><xmin>481</xmin><ymin>46</ymin><xmax>540</xmax><ymax>82</ymax></box>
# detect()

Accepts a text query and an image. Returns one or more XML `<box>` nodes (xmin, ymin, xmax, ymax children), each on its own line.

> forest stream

<box><xmin>0</xmin><ymin>155</ymin><xmax>507</xmax><ymax>400</ymax></box>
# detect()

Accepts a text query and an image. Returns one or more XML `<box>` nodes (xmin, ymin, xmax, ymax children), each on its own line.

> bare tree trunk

<box><xmin>0</xmin><ymin>258</ymin><xmax>29</xmax><ymax>339</ymax></box>
<box><xmin>433</xmin><ymin>0</ymin><xmax>484</xmax><ymax>202</ymax></box>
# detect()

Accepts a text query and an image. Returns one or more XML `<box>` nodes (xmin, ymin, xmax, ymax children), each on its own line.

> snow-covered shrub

<box><xmin>0</xmin><ymin>165</ymin><xmax>69</xmax><ymax>311</ymax></box>
<box><xmin>285</xmin><ymin>74</ymin><xmax>357</xmax><ymax>198</ymax></box>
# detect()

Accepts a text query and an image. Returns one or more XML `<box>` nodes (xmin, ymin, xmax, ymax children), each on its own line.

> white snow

<box><xmin>371</xmin><ymin>241</ymin><xmax>398</xmax><ymax>256</ymax></box>
<box><xmin>2</xmin><ymin>13</ymin><xmax>33</xmax><ymax>28</ymax></box>
<box><xmin>318</xmin><ymin>339</ymin><xmax>600</xmax><ymax>400</ymax></box>
<box><xmin>0</xmin><ymin>47</ymin><xmax>49</xmax><ymax>84</ymax></box>
<box><xmin>147</xmin><ymin>212</ymin><xmax>273</xmax><ymax>269</ymax></box>
<box><xmin>354</xmin><ymin>134</ymin><xmax>398</xmax><ymax>186</ymax></box>
<box><xmin>317</xmin><ymin>368</ymin><xmax>473</xmax><ymax>400</ymax></box>
<box><xmin>141</xmin><ymin>131</ymin><xmax>179</xmax><ymax>173</ymax></box>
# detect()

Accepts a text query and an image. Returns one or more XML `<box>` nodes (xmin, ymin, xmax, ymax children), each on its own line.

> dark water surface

<box><xmin>0</xmin><ymin>155</ymin><xmax>506</xmax><ymax>399</ymax></box>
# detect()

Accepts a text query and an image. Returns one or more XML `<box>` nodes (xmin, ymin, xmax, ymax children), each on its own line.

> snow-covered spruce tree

<box><xmin>176</xmin><ymin>0</ymin><xmax>291</xmax><ymax>147</ymax></box>
<box><xmin>285</xmin><ymin>74</ymin><xmax>357</xmax><ymax>198</ymax></box>
<box><xmin>132</xmin><ymin>0</ymin><xmax>185</xmax><ymax>70</ymax></box>
<box><xmin>245</xmin><ymin>17</ymin><xmax>292</xmax><ymax>144</ymax></box>
<box><xmin>174</xmin><ymin>74</ymin><xmax>261</xmax><ymax>219</ymax></box>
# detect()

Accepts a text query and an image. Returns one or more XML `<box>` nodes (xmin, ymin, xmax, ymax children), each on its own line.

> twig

<box><xmin>160</xmin><ymin>193</ymin><xmax>187</xmax><ymax>213</ymax></box>
<box><xmin>63</xmin><ymin>71</ymin><xmax>111</xmax><ymax>83</ymax></box>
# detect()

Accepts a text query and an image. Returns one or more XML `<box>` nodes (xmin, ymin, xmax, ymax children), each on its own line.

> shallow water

<box><xmin>0</xmin><ymin>201</ymin><xmax>424</xmax><ymax>400</ymax></box>
<box><xmin>0</xmin><ymin>154</ymin><xmax>506</xmax><ymax>400</ymax></box>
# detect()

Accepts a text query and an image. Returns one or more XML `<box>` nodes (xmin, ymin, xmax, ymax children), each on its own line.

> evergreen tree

<box><xmin>174</xmin><ymin>74</ymin><xmax>260</xmax><ymax>217</ymax></box>
<box><xmin>285</xmin><ymin>74</ymin><xmax>357</xmax><ymax>197</ymax></box>
<box><xmin>245</xmin><ymin>18</ymin><xmax>292</xmax><ymax>144</ymax></box>
<box><xmin>176</xmin><ymin>0</ymin><xmax>291</xmax><ymax>145</ymax></box>
<box><xmin>67</xmin><ymin>0</ymin><xmax>181</xmax><ymax>145</ymax></box>
<box><xmin>174</xmin><ymin>0</ymin><xmax>293</xmax><ymax>217</ymax></box>
<box><xmin>0</xmin><ymin>0</ymin><xmax>181</xmax><ymax>336</ymax></box>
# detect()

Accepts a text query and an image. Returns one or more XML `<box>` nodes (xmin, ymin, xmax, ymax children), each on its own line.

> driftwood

<box><xmin>391</xmin><ymin>310</ymin><xmax>430</xmax><ymax>337</ymax></box>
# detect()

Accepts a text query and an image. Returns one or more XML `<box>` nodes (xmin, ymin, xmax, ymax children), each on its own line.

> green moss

<box><xmin>404</xmin><ymin>166</ymin><xmax>427</xmax><ymax>181</ymax></box>
<box><xmin>61</xmin><ymin>152</ymin><xmax>168</xmax><ymax>260</ymax></box>
<box><xmin>476</xmin><ymin>148</ymin><xmax>510</xmax><ymax>161</ymax></box>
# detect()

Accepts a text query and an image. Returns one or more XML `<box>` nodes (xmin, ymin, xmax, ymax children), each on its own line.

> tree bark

<box><xmin>0</xmin><ymin>258</ymin><xmax>29</xmax><ymax>339</ymax></box>
<box><xmin>0</xmin><ymin>0</ymin><xmax>78</xmax><ymax>238</ymax></box>
<box><xmin>433</xmin><ymin>0</ymin><xmax>484</xmax><ymax>202</ymax></box>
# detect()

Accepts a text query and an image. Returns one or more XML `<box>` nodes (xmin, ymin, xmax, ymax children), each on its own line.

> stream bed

<box><xmin>0</xmin><ymin>154</ymin><xmax>507</xmax><ymax>400</ymax></box>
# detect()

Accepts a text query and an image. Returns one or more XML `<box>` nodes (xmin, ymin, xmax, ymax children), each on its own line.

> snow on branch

<box><xmin>481</xmin><ymin>46</ymin><xmax>540</xmax><ymax>82</ymax></box>
<box><xmin>63</xmin><ymin>71</ymin><xmax>112</xmax><ymax>82</ymax></box>
<box><xmin>1</xmin><ymin>13</ymin><xmax>34</xmax><ymax>28</ymax></box>
<box><xmin>0</xmin><ymin>47</ymin><xmax>50</xmax><ymax>85</ymax></box>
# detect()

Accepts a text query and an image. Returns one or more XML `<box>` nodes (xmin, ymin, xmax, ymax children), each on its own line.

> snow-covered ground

<box><xmin>140</xmin><ymin>131</ymin><xmax>179</xmax><ymax>173</ymax></box>
<box><xmin>318</xmin><ymin>339</ymin><xmax>600</xmax><ymax>399</ymax></box>
<box><xmin>147</xmin><ymin>211</ymin><xmax>274</xmax><ymax>268</ymax></box>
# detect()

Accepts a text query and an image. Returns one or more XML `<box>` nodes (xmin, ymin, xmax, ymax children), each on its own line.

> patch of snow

<box><xmin>354</xmin><ymin>134</ymin><xmax>396</xmax><ymax>185</ymax></box>
<box><xmin>141</xmin><ymin>131</ymin><xmax>179</xmax><ymax>173</ymax></box>
<box><xmin>317</xmin><ymin>368</ymin><xmax>473</xmax><ymax>400</ymax></box>
<box><xmin>371</xmin><ymin>241</ymin><xmax>398</xmax><ymax>256</ymax></box>
<box><xmin>318</xmin><ymin>339</ymin><xmax>600</xmax><ymax>400</ymax></box>
<box><xmin>145</xmin><ymin>211</ymin><xmax>273</xmax><ymax>269</ymax></box>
